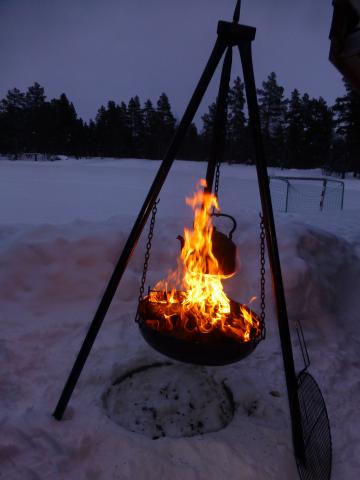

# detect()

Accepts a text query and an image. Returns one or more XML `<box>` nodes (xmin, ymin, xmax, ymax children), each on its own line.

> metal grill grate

<box><xmin>296</xmin><ymin>372</ymin><xmax>332</xmax><ymax>480</ymax></box>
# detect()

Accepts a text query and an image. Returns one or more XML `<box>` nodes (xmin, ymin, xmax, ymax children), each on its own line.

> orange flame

<box><xmin>149</xmin><ymin>179</ymin><xmax>260</xmax><ymax>341</ymax></box>
<box><xmin>180</xmin><ymin>179</ymin><xmax>233</xmax><ymax>332</ymax></box>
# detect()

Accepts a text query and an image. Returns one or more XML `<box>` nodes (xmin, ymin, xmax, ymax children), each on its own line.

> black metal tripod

<box><xmin>53</xmin><ymin>2</ymin><xmax>332</xmax><ymax>478</ymax></box>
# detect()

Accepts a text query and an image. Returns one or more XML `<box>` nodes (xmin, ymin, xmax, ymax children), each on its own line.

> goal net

<box><xmin>269</xmin><ymin>176</ymin><xmax>344</xmax><ymax>213</ymax></box>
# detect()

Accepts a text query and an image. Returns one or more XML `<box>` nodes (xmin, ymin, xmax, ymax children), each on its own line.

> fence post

<box><xmin>319</xmin><ymin>179</ymin><xmax>327</xmax><ymax>211</ymax></box>
<box><xmin>285</xmin><ymin>181</ymin><xmax>289</xmax><ymax>212</ymax></box>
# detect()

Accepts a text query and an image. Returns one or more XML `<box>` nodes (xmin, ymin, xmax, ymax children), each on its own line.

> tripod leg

<box><xmin>238</xmin><ymin>41</ymin><xmax>305</xmax><ymax>462</ymax></box>
<box><xmin>53</xmin><ymin>37</ymin><xmax>227</xmax><ymax>421</ymax></box>
<box><xmin>205</xmin><ymin>46</ymin><xmax>232</xmax><ymax>193</ymax></box>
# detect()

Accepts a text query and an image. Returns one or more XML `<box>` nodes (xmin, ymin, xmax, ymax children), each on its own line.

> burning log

<box><xmin>139</xmin><ymin>291</ymin><xmax>261</xmax><ymax>342</ymax></box>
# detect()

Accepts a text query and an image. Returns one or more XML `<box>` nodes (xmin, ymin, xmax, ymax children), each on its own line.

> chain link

<box><xmin>211</xmin><ymin>161</ymin><xmax>221</xmax><ymax>216</ymax></box>
<box><xmin>214</xmin><ymin>161</ymin><xmax>221</xmax><ymax>198</ymax></box>
<box><xmin>135</xmin><ymin>199</ymin><xmax>159</xmax><ymax>324</ymax></box>
<box><xmin>260</xmin><ymin>213</ymin><xmax>266</xmax><ymax>339</ymax></box>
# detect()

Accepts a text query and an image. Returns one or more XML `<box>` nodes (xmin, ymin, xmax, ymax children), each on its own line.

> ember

<box><xmin>139</xmin><ymin>291</ymin><xmax>261</xmax><ymax>343</ymax></box>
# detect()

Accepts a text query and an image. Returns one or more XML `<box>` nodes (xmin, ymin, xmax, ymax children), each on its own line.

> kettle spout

<box><xmin>176</xmin><ymin>235</ymin><xmax>185</xmax><ymax>250</ymax></box>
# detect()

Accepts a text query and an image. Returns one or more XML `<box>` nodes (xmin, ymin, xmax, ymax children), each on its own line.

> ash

<box><xmin>103</xmin><ymin>363</ymin><xmax>234</xmax><ymax>439</ymax></box>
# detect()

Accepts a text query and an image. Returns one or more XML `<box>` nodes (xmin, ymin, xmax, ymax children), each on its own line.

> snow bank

<box><xmin>0</xmin><ymin>159</ymin><xmax>359</xmax><ymax>479</ymax></box>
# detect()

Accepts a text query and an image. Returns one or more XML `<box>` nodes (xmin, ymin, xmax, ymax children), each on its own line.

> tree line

<box><xmin>0</xmin><ymin>74</ymin><xmax>359</xmax><ymax>174</ymax></box>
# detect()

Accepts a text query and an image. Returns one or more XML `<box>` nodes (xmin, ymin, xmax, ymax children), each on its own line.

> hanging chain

<box><xmin>135</xmin><ymin>199</ymin><xmax>159</xmax><ymax>323</ymax></box>
<box><xmin>214</xmin><ymin>161</ymin><xmax>221</xmax><ymax>198</ymax></box>
<box><xmin>212</xmin><ymin>161</ymin><xmax>222</xmax><ymax>215</ymax></box>
<box><xmin>260</xmin><ymin>213</ymin><xmax>266</xmax><ymax>339</ymax></box>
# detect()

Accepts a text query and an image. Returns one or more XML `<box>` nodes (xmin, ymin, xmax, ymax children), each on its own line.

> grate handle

<box><xmin>296</xmin><ymin>321</ymin><xmax>310</xmax><ymax>373</ymax></box>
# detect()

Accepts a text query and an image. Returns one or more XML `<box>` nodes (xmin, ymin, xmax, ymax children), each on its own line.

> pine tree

<box><xmin>128</xmin><ymin>96</ymin><xmax>144</xmax><ymax>156</ymax></box>
<box><xmin>0</xmin><ymin>88</ymin><xmax>26</xmax><ymax>112</ymax></box>
<box><xmin>0</xmin><ymin>88</ymin><xmax>27</xmax><ymax>154</ymax></box>
<box><xmin>118</xmin><ymin>101</ymin><xmax>131</xmax><ymax>156</ymax></box>
<box><xmin>227</xmin><ymin>76</ymin><xmax>248</xmax><ymax>163</ymax></box>
<box><xmin>257</xmin><ymin>72</ymin><xmax>287</xmax><ymax>166</ymax></box>
<box><xmin>156</xmin><ymin>93</ymin><xmax>176</xmax><ymax>157</ymax></box>
<box><xmin>71</xmin><ymin>118</ymin><xmax>87</xmax><ymax>158</ymax></box>
<box><xmin>333</xmin><ymin>80</ymin><xmax>360</xmax><ymax>176</ymax></box>
<box><xmin>156</xmin><ymin>93</ymin><xmax>176</xmax><ymax>132</ymax></box>
<box><xmin>24</xmin><ymin>82</ymin><xmax>47</xmax><ymax>153</ymax></box>
<box><xmin>201</xmin><ymin>102</ymin><xmax>217</xmax><ymax>144</ymax></box>
<box><xmin>143</xmin><ymin>99</ymin><xmax>158</xmax><ymax>158</ymax></box>
<box><xmin>94</xmin><ymin>101</ymin><xmax>131</xmax><ymax>157</ymax></box>
<box><xmin>310</xmin><ymin>97</ymin><xmax>333</xmax><ymax>168</ymax></box>
<box><xmin>85</xmin><ymin>120</ymin><xmax>97</xmax><ymax>157</ymax></box>
<box><xmin>107</xmin><ymin>100</ymin><xmax>121</xmax><ymax>157</ymax></box>
<box><xmin>285</xmin><ymin>89</ymin><xmax>305</xmax><ymax>167</ymax></box>
<box><xmin>301</xmin><ymin>94</ymin><xmax>333</xmax><ymax>168</ymax></box>
<box><xmin>46</xmin><ymin>93</ymin><xmax>79</xmax><ymax>155</ymax></box>
<box><xmin>25</xmin><ymin>82</ymin><xmax>46</xmax><ymax>109</ymax></box>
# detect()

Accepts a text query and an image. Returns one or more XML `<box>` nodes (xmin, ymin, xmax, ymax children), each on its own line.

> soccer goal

<box><xmin>269</xmin><ymin>176</ymin><xmax>345</xmax><ymax>213</ymax></box>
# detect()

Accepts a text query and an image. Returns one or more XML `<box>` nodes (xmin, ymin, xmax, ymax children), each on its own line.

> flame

<box><xmin>148</xmin><ymin>179</ymin><xmax>261</xmax><ymax>342</ymax></box>
<box><xmin>180</xmin><ymin>179</ymin><xmax>233</xmax><ymax>332</ymax></box>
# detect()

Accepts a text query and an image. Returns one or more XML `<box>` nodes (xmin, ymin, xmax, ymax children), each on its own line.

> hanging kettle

<box><xmin>177</xmin><ymin>212</ymin><xmax>237</xmax><ymax>276</ymax></box>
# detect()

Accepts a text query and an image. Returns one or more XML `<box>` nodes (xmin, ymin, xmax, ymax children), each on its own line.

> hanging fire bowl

<box><xmin>137</xmin><ymin>291</ymin><xmax>264</xmax><ymax>366</ymax></box>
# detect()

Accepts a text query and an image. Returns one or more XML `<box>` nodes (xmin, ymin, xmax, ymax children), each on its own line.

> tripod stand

<box><xmin>53</xmin><ymin>2</ymin><xmax>332</xmax><ymax>478</ymax></box>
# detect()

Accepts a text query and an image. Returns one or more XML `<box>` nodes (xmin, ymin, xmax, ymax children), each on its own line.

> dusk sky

<box><xmin>0</xmin><ymin>0</ymin><xmax>345</xmax><ymax>126</ymax></box>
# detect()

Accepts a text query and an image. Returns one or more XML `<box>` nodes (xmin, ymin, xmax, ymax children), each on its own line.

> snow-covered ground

<box><xmin>0</xmin><ymin>158</ymin><xmax>359</xmax><ymax>479</ymax></box>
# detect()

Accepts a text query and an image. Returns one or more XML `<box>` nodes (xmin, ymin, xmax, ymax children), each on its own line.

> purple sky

<box><xmin>0</xmin><ymin>0</ymin><xmax>344</xmax><ymax>126</ymax></box>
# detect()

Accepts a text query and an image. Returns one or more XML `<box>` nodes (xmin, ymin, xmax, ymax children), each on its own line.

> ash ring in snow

<box><xmin>103</xmin><ymin>362</ymin><xmax>234</xmax><ymax>439</ymax></box>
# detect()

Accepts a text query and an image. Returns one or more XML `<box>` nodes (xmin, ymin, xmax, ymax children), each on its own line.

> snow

<box><xmin>0</xmin><ymin>158</ymin><xmax>359</xmax><ymax>479</ymax></box>
<box><xmin>104</xmin><ymin>363</ymin><xmax>234</xmax><ymax>439</ymax></box>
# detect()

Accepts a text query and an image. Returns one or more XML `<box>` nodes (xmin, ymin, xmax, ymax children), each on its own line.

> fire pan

<box><xmin>137</xmin><ymin>292</ymin><xmax>264</xmax><ymax>366</ymax></box>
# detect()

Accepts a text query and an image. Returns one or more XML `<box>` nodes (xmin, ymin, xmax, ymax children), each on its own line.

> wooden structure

<box><xmin>330</xmin><ymin>0</ymin><xmax>360</xmax><ymax>90</ymax></box>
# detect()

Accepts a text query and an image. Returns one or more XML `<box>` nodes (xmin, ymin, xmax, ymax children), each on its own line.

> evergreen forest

<box><xmin>0</xmin><ymin>73</ymin><xmax>359</xmax><ymax>176</ymax></box>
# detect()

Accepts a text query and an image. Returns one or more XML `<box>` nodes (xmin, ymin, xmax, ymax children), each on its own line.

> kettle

<box><xmin>177</xmin><ymin>212</ymin><xmax>237</xmax><ymax>276</ymax></box>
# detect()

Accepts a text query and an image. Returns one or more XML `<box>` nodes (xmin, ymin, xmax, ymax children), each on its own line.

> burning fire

<box><xmin>145</xmin><ymin>180</ymin><xmax>261</xmax><ymax>342</ymax></box>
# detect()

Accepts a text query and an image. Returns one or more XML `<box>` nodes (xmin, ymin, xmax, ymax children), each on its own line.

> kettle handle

<box><xmin>211</xmin><ymin>212</ymin><xmax>237</xmax><ymax>240</ymax></box>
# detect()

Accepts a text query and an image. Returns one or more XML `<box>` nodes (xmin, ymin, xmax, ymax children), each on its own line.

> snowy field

<box><xmin>0</xmin><ymin>157</ymin><xmax>359</xmax><ymax>479</ymax></box>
